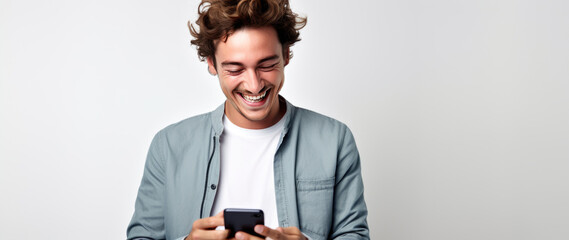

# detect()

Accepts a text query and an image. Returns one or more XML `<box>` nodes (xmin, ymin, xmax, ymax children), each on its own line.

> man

<box><xmin>127</xmin><ymin>0</ymin><xmax>369</xmax><ymax>239</ymax></box>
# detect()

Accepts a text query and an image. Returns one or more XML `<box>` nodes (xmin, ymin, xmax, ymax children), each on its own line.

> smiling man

<box><xmin>127</xmin><ymin>1</ymin><xmax>369</xmax><ymax>240</ymax></box>
<box><xmin>211</xmin><ymin>26</ymin><xmax>287</xmax><ymax>130</ymax></box>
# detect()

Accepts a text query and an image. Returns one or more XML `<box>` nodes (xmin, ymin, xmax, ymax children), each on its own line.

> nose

<box><xmin>243</xmin><ymin>69</ymin><xmax>264</xmax><ymax>94</ymax></box>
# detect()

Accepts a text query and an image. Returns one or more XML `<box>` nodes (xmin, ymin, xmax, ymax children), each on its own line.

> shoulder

<box><xmin>162</xmin><ymin>112</ymin><xmax>211</xmax><ymax>134</ymax></box>
<box><xmin>153</xmin><ymin>110</ymin><xmax>216</xmax><ymax>145</ymax></box>
<box><xmin>290</xmin><ymin>105</ymin><xmax>350</xmax><ymax>135</ymax></box>
<box><xmin>146</xmin><ymin>109</ymin><xmax>219</xmax><ymax>164</ymax></box>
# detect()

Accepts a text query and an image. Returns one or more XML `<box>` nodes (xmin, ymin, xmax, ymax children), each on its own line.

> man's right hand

<box><xmin>185</xmin><ymin>211</ymin><xmax>230</xmax><ymax>240</ymax></box>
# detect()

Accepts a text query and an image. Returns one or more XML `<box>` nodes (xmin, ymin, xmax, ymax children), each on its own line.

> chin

<box><xmin>240</xmin><ymin>110</ymin><xmax>271</xmax><ymax>122</ymax></box>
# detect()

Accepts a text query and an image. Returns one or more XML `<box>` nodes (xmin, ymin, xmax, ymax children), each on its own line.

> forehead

<box><xmin>214</xmin><ymin>27</ymin><xmax>283</xmax><ymax>64</ymax></box>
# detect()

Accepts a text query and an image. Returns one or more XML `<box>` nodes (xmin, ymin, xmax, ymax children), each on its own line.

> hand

<box><xmin>233</xmin><ymin>225</ymin><xmax>307</xmax><ymax>240</ymax></box>
<box><xmin>185</xmin><ymin>211</ymin><xmax>229</xmax><ymax>240</ymax></box>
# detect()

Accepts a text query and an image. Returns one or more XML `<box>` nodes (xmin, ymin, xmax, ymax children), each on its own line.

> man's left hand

<box><xmin>233</xmin><ymin>225</ymin><xmax>307</xmax><ymax>240</ymax></box>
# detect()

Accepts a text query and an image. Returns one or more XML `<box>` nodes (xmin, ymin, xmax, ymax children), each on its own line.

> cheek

<box><xmin>220</xmin><ymin>77</ymin><xmax>240</xmax><ymax>91</ymax></box>
<box><xmin>261</xmin><ymin>71</ymin><xmax>283</xmax><ymax>84</ymax></box>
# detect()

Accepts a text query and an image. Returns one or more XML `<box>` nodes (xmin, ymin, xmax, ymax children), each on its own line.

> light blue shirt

<box><xmin>127</xmin><ymin>97</ymin><xmax>369</xmax><ymax>240</ymax></box>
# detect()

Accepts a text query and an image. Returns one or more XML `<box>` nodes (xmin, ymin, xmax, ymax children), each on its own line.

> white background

<box><xmin>1</xmin><ymin>0</ymin><xmax>568</xmax><ymax>239</ymax></box>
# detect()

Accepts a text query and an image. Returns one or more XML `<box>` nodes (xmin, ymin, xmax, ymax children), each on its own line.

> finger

<box><xmin>279</xmin><ymin>226</ymin><xmax>302</xmax><ymax>235</ymax></box>
<box><xmin>192</xmin><ymin>215</ymin><xmax>224</xmax><ymax>230</ymax></box>
<box><xmin>189</xmin><ymin>229</ymin><xmax>230</xmax><ymax>240</ymax></box>
<box><xmin>234</xmin><ymin>231</ymin><xmax>264</xmax><ymax>240</ymax></box>
<box><xmin>254</xmin><ymin>225</ymin><xmax>282</xmax><ymax>239</ymax></box>
<box><xmin>215</xmin><ymin>210</ymin><xmax>224</xmax><ymax>218</ymax></box>
<box><xmin>272</xmin><ymin>227</ymin><xmax>305</xmax><ymax>240</ymax></box>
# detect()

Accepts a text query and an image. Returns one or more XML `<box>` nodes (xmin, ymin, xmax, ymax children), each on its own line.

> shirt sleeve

<box><xmin>330</xmin><ymin>126</ymin><xmax>370</xmax><ymax>239</ymax></box>
<box><xmin>127</xmin><ymin>131</ymin><xmax>168</xmax><ymax>240</ymax></box>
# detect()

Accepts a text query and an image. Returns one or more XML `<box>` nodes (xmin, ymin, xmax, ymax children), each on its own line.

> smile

<box><xmin>240</xmin><ymin>89</ymin><xmax>269</xmax><ymax>103</ymax></box>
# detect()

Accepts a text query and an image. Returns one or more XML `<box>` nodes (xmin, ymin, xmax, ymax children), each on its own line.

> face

<box><xmin>207</xmin><ymin>26</ymin><xmax>289</xmax><ymax>129</ymax></box>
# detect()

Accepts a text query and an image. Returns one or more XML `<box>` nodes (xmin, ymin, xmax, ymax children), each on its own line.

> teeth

<box><xmin>242</xmin><ymin>91</ymin><xmax>267</xmax><ymax>102</ymax></box>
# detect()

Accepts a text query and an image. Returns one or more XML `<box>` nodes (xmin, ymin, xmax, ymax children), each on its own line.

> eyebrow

<box><xmin>220</xmin><ymin>55</ymin><xmax>280</xmax><ymax>68</ymax></box>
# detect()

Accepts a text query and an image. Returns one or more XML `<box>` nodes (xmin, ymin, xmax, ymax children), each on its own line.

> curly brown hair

<box><xmin>188</xmin><ymin>0</ymin><xmax>307</xmax><ymax>65</ymax></box>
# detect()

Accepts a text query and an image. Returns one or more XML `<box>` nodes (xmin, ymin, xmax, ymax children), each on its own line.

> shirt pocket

<box><xmin>295</xmin><ymin>177</ymin><xmax>335</xmax><ymax>239</ymax></box>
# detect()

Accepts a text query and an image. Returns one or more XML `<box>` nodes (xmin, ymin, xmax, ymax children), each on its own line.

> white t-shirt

<box><xmin>210</xmin><ymin>115</ymin><xmax>284</xmax><ymax>229</ymax></box>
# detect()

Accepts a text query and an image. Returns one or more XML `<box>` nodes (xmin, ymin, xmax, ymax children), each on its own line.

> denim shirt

<box><xmin>127</xmin><ymin>98</ymin><xmax>369</xmax><ymax>240</ymax></box>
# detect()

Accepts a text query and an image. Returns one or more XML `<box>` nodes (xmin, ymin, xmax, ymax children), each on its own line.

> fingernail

<box><xmin>236</xmin><ymin>232</ymin><xmax>244</xmax><ymax>240</ymax></box>
<box><xmin>254</xmin><ymin>225</ymin><xmax>264</xmax><ymax>233</ymax></box>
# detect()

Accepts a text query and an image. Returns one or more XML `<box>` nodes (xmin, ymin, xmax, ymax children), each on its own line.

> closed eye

<box><xmin>226</xmin><ymin>69</ymin><xmax>244</xmax><ymax>75</ymax></box>
<box><xmin>258</xmin><ymin>63</ymin><xmax>278</xmax><ymax>71</ymax></box>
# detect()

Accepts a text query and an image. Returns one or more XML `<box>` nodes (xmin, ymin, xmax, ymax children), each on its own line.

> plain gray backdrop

<box><xmin>1</xmin><ymin>0</ymin><xmax>568</xmax><ymax>239</ymax></box>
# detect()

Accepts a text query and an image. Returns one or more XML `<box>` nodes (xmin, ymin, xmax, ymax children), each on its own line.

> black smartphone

<box><xmin>224</xmin><ymin>208</ymin><xmax>265</xmax><ymax>239</ymax></box>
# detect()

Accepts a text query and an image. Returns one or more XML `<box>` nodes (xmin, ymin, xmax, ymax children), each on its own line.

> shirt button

<box><xmin>210</xmin><ymin>184</ymin><xmax>217</xmax><ymax>190</ymax></box>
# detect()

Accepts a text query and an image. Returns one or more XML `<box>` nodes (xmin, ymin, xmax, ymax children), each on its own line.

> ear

<box><xmin>283</xmin><ymin>47</ymin><xmax>290</xmax><ymax>66</ymax></box>
<box><xmin>207</xmin><ymin>57</ymin><xmax>217</xmax><ymax>75</ymax></box>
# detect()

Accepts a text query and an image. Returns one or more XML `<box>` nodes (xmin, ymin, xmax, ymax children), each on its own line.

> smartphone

<box><xmin>224</xmin><ymin>208</ymin><xmax>265</xmax><ymax>239</ymax></box>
